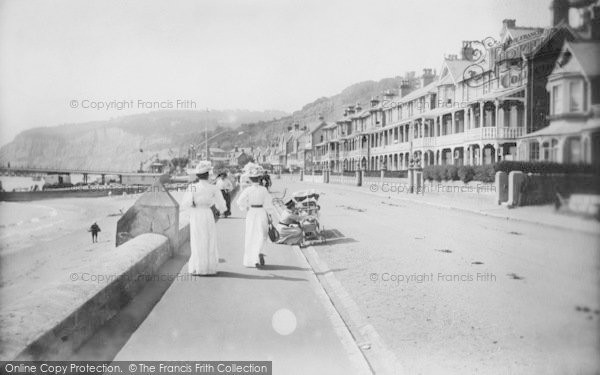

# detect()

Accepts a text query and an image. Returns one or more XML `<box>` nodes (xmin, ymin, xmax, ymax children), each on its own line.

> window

<box><xmin>552</xmin><ymin>85</ymin><xmax>563</xmax><ymax>114</ymax></box>
<box><xmin>551</xmin><ymin>139</ymin><xmax>559</xmax><ymax>162</ymax></box>
<box><xmin>566</xmin><ymin>137</ymin><xmax>581</xmax><ymax>163</ymax></box>
<box><xmin>542</xmin><ymin>141</ymin><xmax>550</xmax><ymax>160</ymax></box>
<box><xmin>529</xmin><ymin>142</ymin><xmax>540</xmax><ymax>161</ymax></box>
<box><xmin>569</xmin><ymin>80</ymin><xmax>584</xmax><ymax>112</ymax></box>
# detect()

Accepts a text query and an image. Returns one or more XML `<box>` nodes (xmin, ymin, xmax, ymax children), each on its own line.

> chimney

<box><xmin>370</xmin><ymin>96</ymin><xmax>380</xmax><ymax>108</ymax></box>
<box><xmin>591</xmin><ymin>6</ymin><xmax>600</xmax><ymax>40</ymax></box>
<box><xmin>462</xmin><ymin>41</ymin><xmax>475</xmax><ymax>60</ymax></box>
<box><xmin>355</xmin><ymin>102</ymin><xmax>362</xmax><ymax>112</ymax></box>
<box><xmin>551</xmin><ymin>0</ymin><xmax>569</xmax><ymax>26</ymax></box>
<box><xmin>343</xmin><ymin>109</ymin><xmax>348</xmax><ymax>117</ymax></box>
<box><xmin>347</xmin><ymin>106</ymin><xmax>355</xmax><ymax>115</ymax></box>
<box><xmin>318</xmin><ymin>113</ymin><xmax>324</xmax><ymax>121</ymax></box>
<box><xmin>502</xmin><ymin>19</ymin><xmax>516</xmax><ymax>29</ymax></box>
<box><xmin>400</xmin><ymin>80</ymin><xmax>412</xmax><ymax>97</ymax></box>
<box><xmin>294</xmin><ymin>123</ymin><xmax>300</xmax><ymax>131</ymax></box>
<box><xmin>421</xmin><ymin>68</ymin><xmax>435</xmax><ymax>87</ymax></box>
<box><xmin>287</xmin><ymin>125</ymin><xmax>292</xmax><ymax>131</ymax></box>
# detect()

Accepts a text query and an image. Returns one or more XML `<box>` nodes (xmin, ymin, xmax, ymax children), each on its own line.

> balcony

<box><xmin>465</xmin><ymin>127</ymin><xmax>524</xmax><ymax>141</ymax></box>
<box><xmin>348</xmin><ymin>149</ymin><xmax>368</xmax><ymax>158</ymax></box>
<box><xmin>434</xmin><ymin>126</ymin><xmax>525</xmax><ymax>147</ymax></box>
<box><xmin>412</xmin><ymin>137</ymin><xmax>436</xmax><ymax>148</ymax></box>
<box><xmin>370</xmin><ymin>142</ymin><xmax>410</xmax><ymax>155</ymax></box>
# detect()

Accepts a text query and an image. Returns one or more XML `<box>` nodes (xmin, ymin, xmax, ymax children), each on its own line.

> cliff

<box><xmin>0</xmin><ymin>75</ymin><xmax>413</xmax><ymax>170</ymax></box>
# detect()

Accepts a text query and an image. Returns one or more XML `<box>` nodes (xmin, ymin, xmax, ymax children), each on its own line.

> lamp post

<box><xmin>205</xmin><ymin>109</ymin><xmax>210</xmax><ymax>161</ymax></box>
<box><xmin>196</xmin><ymin>130</ymin><xmax>244</xmax><ymax>162</ymax></box>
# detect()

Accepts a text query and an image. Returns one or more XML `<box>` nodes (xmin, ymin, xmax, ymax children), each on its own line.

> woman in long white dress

<box><xmin>236</xmin><ymin>166</ymin><xmax>274</xmax><ymax>267</ymax></box>
<box><xmin>182</xmin><ymin>162</ymin><xmax>227</xmax><ymax>275</ymax></box>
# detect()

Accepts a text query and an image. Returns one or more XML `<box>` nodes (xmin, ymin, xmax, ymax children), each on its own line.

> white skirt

<box><xmin>243</xmin><ymin>207</ymin><xmax>268</xmax><ymax>267</ymax></box>
<box><xmin>188</xmin><ymin>207</ymin><xmax>219</xmax><ymax>275</ymax></box>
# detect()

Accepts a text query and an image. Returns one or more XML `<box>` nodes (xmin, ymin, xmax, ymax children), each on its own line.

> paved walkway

<box><xmin>114</xmin><ymin>200</ymin><xmax>371</xmax><ymax>374</ymax></box>
<box><xmin>276</xmin><ymin>175</ymin><xmax>600</xmax><ymax>235</ymax></box>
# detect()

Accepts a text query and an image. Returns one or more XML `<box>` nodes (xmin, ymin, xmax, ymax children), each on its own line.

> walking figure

<box><xmin>89</xmin><ymin>222</ymin><xmax>101</xmax><ymax>243</ymax></box>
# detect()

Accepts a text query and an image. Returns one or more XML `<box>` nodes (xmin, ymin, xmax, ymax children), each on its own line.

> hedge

<box><xmin>424</xmin><ymin>161</ymin><xmax>599</xmax><ymax>184</ymax></box>
<box><xmin>495</xmin><ymin>161</ymin><xmax>600</xmax><ymax>175</ymax></box>
<box><xmin>423</xmin><ymin>164</ymin><xmax>495</xmax><ymax>183</ymax></box>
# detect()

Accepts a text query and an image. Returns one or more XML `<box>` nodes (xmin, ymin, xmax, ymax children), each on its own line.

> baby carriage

<box><xmin>292</xmin><ymin>189</ymin><xmax>325</xmax><ymax>246</ymax></box>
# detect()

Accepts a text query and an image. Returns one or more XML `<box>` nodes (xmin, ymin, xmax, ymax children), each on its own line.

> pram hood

<box><xmin>292</xmin><ymin>189</ymin><xmax>320</xmax><ymax>202</ymax></box>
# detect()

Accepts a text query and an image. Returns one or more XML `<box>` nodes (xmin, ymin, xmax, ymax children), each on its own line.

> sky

<box><xmin>0</xmin><ymin>0</ymin><xmax>553</xmax><ymax>145</ymax></box>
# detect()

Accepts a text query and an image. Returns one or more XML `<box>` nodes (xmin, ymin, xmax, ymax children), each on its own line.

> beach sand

<box><xmin>0</xmin><ymin>195</ymin><xmax>141</xmax><ymax>353</ymax></box>
<box><xmin>0</xmin><ymin>195</ymin><xmax>138</xmax><ymax>293</ymax></box>
<box><xmin>0</xmin><ymin>191</ymin><xmax>189</xmax><ymax>359</ymax></box>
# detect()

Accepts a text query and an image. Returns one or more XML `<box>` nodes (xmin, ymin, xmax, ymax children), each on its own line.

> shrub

<box><xmin>458</xmin><ymin>165</ymin><xmax>475</xmax><ymax>183</ymax></box>
<box><xmin>423</xmin><ymin>166</ymin><xmax>435</xmax><ymax>181</ymax></box>
<box><xmin>473</xmin><ymin>165</ymin><xmax>495</xmax><ymax>183</ymax></box>
<box><xmin>432</xmin><ymin>166</ymin><xmax>444</xmax><ymax>182</ymax></box>
<box><xmin>444</xmin><ymin>165</ymin><xmax>459</xmax><ymax>181</ymax></box>
<box><xmin>494</xmin><ymin>161</ymin><xmax>600</xmax><ymax>175</ymax></box>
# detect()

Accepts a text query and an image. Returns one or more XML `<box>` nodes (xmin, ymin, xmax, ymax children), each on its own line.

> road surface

<box><xmin>275</xmin><ymin>178</ymin><xmax>599</xmax><ymax>374</ymax></box>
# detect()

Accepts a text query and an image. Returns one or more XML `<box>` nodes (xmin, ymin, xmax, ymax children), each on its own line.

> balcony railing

<box><xmin>370</xmin><ymin>142</ymin><xmax>410</xmax><ymax>154</ymax></box>
<box><xmin>412</xmin><ymin>137</ymin><xmax>436</xmax><ymax>148</ymax></box>
<box><xmin>348</xmin><ymin>149</ymin><xmax>368</xmax><ymax>158</ymax></box>
<box><xmin>321</xmin><ymin>126</ymin><xmax>526</xmax><ymax>154</ymax></box>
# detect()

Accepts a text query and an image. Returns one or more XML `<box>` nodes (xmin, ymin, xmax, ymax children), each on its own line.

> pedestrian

<box><xmin>182</xmin><ymin>161</ymin><xmax>227</xmax><ymax>275</ymax></box>
<box><xmin>236</xmin><ymin>163</ymin><xmax>274</xmax><ymax>268</ymax></box>
<box><xmin>261</xmin><ymin>171</ymin><xmax>272</xmax><ymax>192</ymax></box>
<box><xmin>215</xmin><ymin>172</ymin><xmax>233</xmax><ymax>217</ymax></box>
<box><xmin>89</xmin><ymin>222</ymin><xmax>101</xmax><ymax>243</ymax></box>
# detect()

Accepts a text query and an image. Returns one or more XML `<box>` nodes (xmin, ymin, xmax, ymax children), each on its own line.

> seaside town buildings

<box><xmin>268</xmin><ymin>1</ymin><xmax>600</xmax><ymax>172</ymax></box>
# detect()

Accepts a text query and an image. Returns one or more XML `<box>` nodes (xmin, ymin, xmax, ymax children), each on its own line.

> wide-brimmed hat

<box><xmin>243</xmin><ymin>162</ymin><xmax>263</xmax><ymax>177</ymax></box>
<box><xmin>188</xmin><ymin>160</ymin><xmax>212</xmax><ymax>175</ymax></box>
<box><xmin>284</xmin><ymin>199</ymin><xmax>296</xmax><ymax>208</ymax></box>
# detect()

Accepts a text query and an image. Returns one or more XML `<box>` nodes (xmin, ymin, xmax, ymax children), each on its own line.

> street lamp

<box><xmin>196</xmin><ymin>130</ymin><xmax>245</xmax><ymax>161</ymax></box>
<box><xmin>205</xmin><ymin>109</ymin><xmax>209</xmax><ymax>161</ymax></box>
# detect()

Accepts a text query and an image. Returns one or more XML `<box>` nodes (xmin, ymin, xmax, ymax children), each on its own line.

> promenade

<box><xmin>66</xmin><ymin>179</ymin><xmax>599</xmax><ymax>374</ymax></box>
<box><xmin>110</xmin><ymin>198</ymin><xmax>371</xmax><ymax>374</ymax></box>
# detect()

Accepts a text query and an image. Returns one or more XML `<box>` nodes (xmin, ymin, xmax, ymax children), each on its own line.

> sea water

<box><xmin>0</xmin><ymin>175</ymin><xmax>86</xmax><ymax>191</ymax></box>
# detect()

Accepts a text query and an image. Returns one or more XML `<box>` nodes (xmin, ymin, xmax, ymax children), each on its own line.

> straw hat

<box><xmin>243</xmin><ymin>162</ymin><xmax>263</xmax><ymax>177</ymax></box>
<box><xmin>188</xmin><ymin>160</ymin><xmax>212</xmax><ymax>175</ymax></box>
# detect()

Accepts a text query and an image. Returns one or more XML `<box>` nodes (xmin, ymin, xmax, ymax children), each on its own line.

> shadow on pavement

<box><xmin>315</xmin><ymin>268</ymin><xmax>347</xmax><ymax>276</ymax></box>
<box><xmin>216</xmin><ymin>271</ymin><xmax>307</xmax><ymax>282</ymax></box>
<box><xmin>258</xmin><ymin>264</ymin><xmax>311</xmax><ymax>271</ymax></box>
<box><xmin>313</xmin><ymin>238</ymin><xmax>357</xmax><ymax>246</ymax></box>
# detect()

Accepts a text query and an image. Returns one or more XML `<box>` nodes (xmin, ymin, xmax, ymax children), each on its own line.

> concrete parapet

<box><xmin>116</xmin><ymin>180</ymin><xmax>179</xmax><ymax>250</ymax></box>
<box><xmin>12</xmin><ymin>234</ymin><xmax>170</xmax><ymax>361</ymax></box>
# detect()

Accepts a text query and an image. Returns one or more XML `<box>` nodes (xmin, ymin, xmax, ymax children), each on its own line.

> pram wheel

<box><xmin>259</xmin><ymin>253</ymin><xmax>265</xmax><ymax>266</ymax></box>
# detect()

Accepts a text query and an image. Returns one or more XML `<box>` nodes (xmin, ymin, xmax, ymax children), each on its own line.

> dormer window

<box><xmin>557</xmin><ymin>51</ymin><xmax>572</xmax><ymax>68</ymax></box>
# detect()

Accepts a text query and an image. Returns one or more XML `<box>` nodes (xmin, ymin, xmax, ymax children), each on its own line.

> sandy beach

<box><xmin>0</xmin><ymin>195</ymin><xmax>139</xmax><ymax>321</ymax></box>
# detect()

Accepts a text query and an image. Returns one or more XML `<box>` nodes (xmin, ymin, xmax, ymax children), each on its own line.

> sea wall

<box><xmin>7</xmin><ymin>182</ymin><xmax>239</xmax><ymax>360</ymax></box>
<box><xmin>8</xmin><ymin>212</ymin><xmax>192</xmax><ymax>361</ymax></box>
<box><xmin>13</xmin><ymin>233</ymin><xmax>172</xmax><ymax>360</ymax></box>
